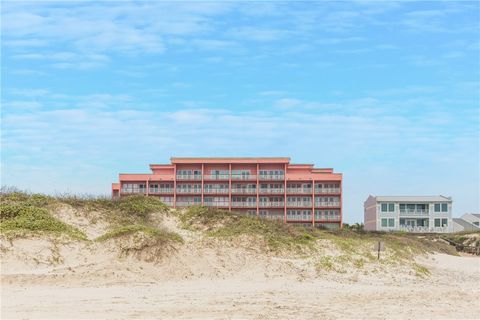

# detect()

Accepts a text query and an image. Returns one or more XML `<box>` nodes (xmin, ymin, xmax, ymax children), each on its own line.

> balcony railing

<box><xmin>259</xmin><ymin>214</ymin><xmax>284</xmax><ymax>220</ymax></box>
<box><xmin>204</xmin><ymin>189</ymin><xmax>229</xmax><ymax>194</ymax></box>
<box><xmin>203</xmin><ymin>174</ymin><xmax>230</xmax><ymax>180</ymax></box>
<box><xmin>176</xmin><ymin>202</ymin><xmax>201</xmax><ymax>206</ymax></box>
<box><xmin>259</xmin><ymin>188</ymin><xmax>284</xmax><ymax>194</ymax></box>
<box><xmin>176</xmin><ymin>174</ymin><xmax>202</xmax><ymax>180</ymax></box>
<box><xmin>230</xmin><ymin>174</ymin><xmax>256</xmax><ymax>180</ymax></box>
<box><xmin>204</xmin><ymin>202</ymin><xmax>229</xmax><ymax>207</ymax></box>
<box><xmin>315</xmin><ymin>215</ymin><xmax>341</xmax><ymax>221</ymax></box>
<box><xmin>260</xmin><ymin>202</ymin><xmax>285</xmax><ymax>207</ymax></box>
<box><xmin>231</xmin><ymin>188</ymin><xmax>257</xmax><ymax>194</ymax></box>
<box><xmin>287</xmin><ymin>202</ymin><xmax>312</xmax><ymax>208</ymax></box>
<box><xmin>315</xmin><ymin>202</ymin><xmax>340</xmax><ymax>207</ymax></box>
<box><xmin>121</xmin><ymin>189</ymin><xmax>146</xmax><ymax>194</ymax></box>
<box><xmin>315</xmin><ymin>188</ymin><xmax>340</xmax><ymax>194</ymax></box>
<box><xmin>176</xmin><ymin>189</ymin><xmax>202</xmax><ymax>194</ymax></box>
<box><xmin>398</xmin><ymin>226</ymin><xmax>449</xmax><ymax>233</ymax></box>
<box><xmin>231</xmin><ymin>202</ymin><xmax>257</xmax><ymax>208</ymax></box>
<box><xmin>259</xmin><ymin>175</ymin><xmax>284</xmax><ymax>180</ymax></box>
<box><xmin>287</xmin><ymin>188</ymin><xmax>312</xmax><ymax>194</ymax></box>
<box><xmin>149</xmin><ymin>188</ymin><xmax>174</xmax><ymax>194</ymax></box>
<box><xmin>399</xmin><ymin>209</ymin><xmax>429</xmax><ymax>216</ymax></box>
<box><xmin>287</xmin><ymin>215</ymin><xmax>312</xmax><ymax>221</ymax></box>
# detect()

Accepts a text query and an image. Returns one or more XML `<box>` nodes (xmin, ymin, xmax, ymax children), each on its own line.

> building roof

<box><xmin>170</xmin><ymin>157</ymin><xmax>291</xmax><ymax>164</ymax></box>
<box><xmin>373</xmin><ymin>195</ymin><xmax>452</xmax><ymax>202</ymax></box>
<box><xmin>472</xmin><ymin>214</ymin><xmax>480</xmax><ymax>218</ymax></box>
<box><xmin>452</xmin><ymin>218</ymin><xmax>480</xmax><ymax>230</ymax></box>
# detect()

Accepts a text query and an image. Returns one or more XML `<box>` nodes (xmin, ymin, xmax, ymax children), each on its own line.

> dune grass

<box><xmin>0</xmin><ymin>203</ymin><xmax>87</xmax><ymax>240</ymax></box>
<box><xmin>96</xmin><ymin>224</ymin><xmax>183</xmax><ymax>243</ymax></box>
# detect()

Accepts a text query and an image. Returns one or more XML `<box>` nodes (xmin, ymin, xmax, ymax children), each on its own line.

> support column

<box><xmin>173</xmin><ymin>164</ymin><xmax>177</xmax><ymax>209</ymax></box>
<box><xmin>284</xmin><ymin>163</ymin><xmax>287</xmax><ymax>224</ymax></box>
<box><xmin>201</xmin><ymin>163</ymin><xmax>204</xmax><ymax>206</ymax></box>
<box><xmin>146</xmin><ymin>179</ymin><xmax>149</xmax><ymax>196</ymax></box>
<box><xmin>228</xmin><ymin>163</ymin><xmax>232</xmax><ymax>211</ymax></box>
<box><xmin>312</xmin><ymin>179</ymin><xmax>315</xmax><ymax>227</ymax></box>
<box><xmin>339</xmin><ymin>179</ymin><xmax>343</xmax><ymax>229</ymax></box>
<box><xmin>256</xmin><ymin>163</ymin><xmax>259</xmax><ymax>217</ymax></box>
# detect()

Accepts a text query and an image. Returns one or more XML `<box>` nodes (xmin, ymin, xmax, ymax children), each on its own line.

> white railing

<box><xmin>176</xmin><ymin>202</ymin><xmax>200</xmax><ymax>206</ymax></box>
<box><xmin>315</xmin><ymin>188</ymin><xmax>340</xmax><ymax>194</ymax></box>
<box><xmin>176</xmin><ymin>189</ymin><xmax>202</xmax><ymax>194</ymax></box>
<box><xmin>231</xmin><ymin>188</ymin><xmax>257</xmax><ymax>194</ymax></box>
<box><xmin>259</xmin><ymin>189</ymin><xmax>284</xmax><ymax>194</ymax></box>
<box><xmin>231</xmin><ymin>202</ymin><xmax>257</xmax><ymax>208</ymax></box>
<box><xmin>315</xmin><ymin>215</ymin><xmax>341</xmax><ymax>221</ymax></box>
<box><xmin>260</xmin><ymin>214</ymin><xmax>284</xmax><ymax>220</ymax></box>
<box><xmin>315</xmin><ymin>202</ymin><xmax>340</xmax><ymax>207</ymax></box>
<box><xmin>259</xmin><ymin>175</ymin><xmax>284</xmax><ymax>180</ymax></box>
<box><xmin>260</xmin><ymin>202</ymin><xmax>285</xmax><ymax>207</ymax></box>
<box><xmin>204</xmin><ymin>174</ymin><xmax>230</xmax><ymax>180</ymax></box>
<box><xmin>287</xmin><ymin>215</ymin><xmax>312</xmax><ymax>221</ymax></box>
<box><xmin>398</xmin><ymin>226</ymin><xmax>449</xmax><ymax>233</ymax></box>
<box><xmin>121</xmin><ymin>189</ymin><xmax>146</xmax><ymax>194</ymax></box>
<box><xmin>203</xmin><ymin>189</ymin><xmax>229</xmax><ymax>194</ymax></box>
<box><xmin>231</xmin><ymin>174</ymin><xmax>256</xmax><ymax>180</ymax></box>
<box><xmin>176</xmin><ymin>175</ymin><xmax>202</xmax><ymax>180</ymax></box>
<box><xmin>287</xmin><ymin>189</ymin><xmax>312</xmax><ymax>194</ymax></box>
<box><xmin>204</xmin><ymin>202</ymin><xmax>229</xmax><ymax>207</ymax></box>
<box><xmin>149</xmin><ymin>188</ymin><xmax>174</xmax><ymax>194</ymax></box>
<box><xmin>399</xmin><ymin>209</ymin><xmax>429</xmax><ymax>216</ymax></box>
<box><xmin>287</xmin><ymin>202</ymin><xmax>312</xmax><ymax>207</ymax></box>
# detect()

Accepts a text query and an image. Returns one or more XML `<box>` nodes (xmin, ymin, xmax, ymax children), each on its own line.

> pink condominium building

<box><xmin>112</xmin><ymin>157</ymin><xmax>343</xmax><ymax>229</ymax></box>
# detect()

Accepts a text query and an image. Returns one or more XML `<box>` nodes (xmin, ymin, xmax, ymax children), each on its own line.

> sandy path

<box><xmin>2</xmin><ymin>253</ymin><xmax>479</xmax><ymax>320</ymax></box>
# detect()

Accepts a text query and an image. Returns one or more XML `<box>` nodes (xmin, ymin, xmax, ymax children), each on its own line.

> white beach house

<box><xmin>364</xmin><ymin>195</ymin><xmax>453</xmax><ymax>233</ymax></box>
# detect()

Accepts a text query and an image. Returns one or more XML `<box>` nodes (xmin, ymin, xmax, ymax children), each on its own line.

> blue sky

<box><xmin>1</xmin><ymin>1</ymin><xmax>479</xmax><ymax>223</ymax></box>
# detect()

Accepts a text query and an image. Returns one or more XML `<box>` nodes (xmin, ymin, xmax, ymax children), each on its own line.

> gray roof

<box><xmin>472</xmin><ymin>214</ymin><xmax>480</xmax><ymax>218</ymax></box>
<box><xmin>452</xmin><ymin>218</ymin><xmax>480</xmax><ymax>230</ymax></box>
<box><xmin>374</xmin><ymin>195</ymin><xmax>452</xmax><ymax>202</ymax></box>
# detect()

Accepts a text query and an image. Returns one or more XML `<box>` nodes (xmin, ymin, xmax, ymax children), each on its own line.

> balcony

<box><xmin>176</xmin><ymin>174</ymin><xmax>202</xmax><ymax>181</ymax></box>
<box><xmin>176</xmin><ymin>201</ymin><xmax>200</xmax><ymax>207</ymax></box>
<box><xmin>315</xmin><ymin>202</ymin><xmax>340</xmax><ymax>207</ymax></box>
<box><xmin>259</xmin><ymin>175</ymin><xmax>284</xmax><ymax>181</ymax></box>
<box><xmin>149</xmin><ymin>188</ymin><xmax>174</xmax><ymax>194</ymax></box>
<box><xmin>287</xmin><ymin>202</ymin><xmax>312</xmax><ymax>208</ymax></box>
<box><xmin>204</xmin><ymin>174</ymin><xmax>230</xmax><ymax>181</ymax></box>
<box><xmin>260</xmin><ymin>202</ymin><xmax>285</xmax><ymax>207</ymax></box>
<box><xmin>204</xmin><ymin>202</ymin><xmax>229</xmax><ymax>207</ymax></box>
<box><xmin>231</xmin><ymin>202</ymin><xmax>257</xmax><ymax>208</ymax></box>
<box><xmin>121</xmin><ymin>189</ymin><xmax>146</xmax><ymax>194</ymax></box>
<box><xmin>399</xmin><ymin>209</ymin><xmax>429</xmax><ymax>216</ymax></box>
<box><xmin>259</xmin><ymin>188</ymin><xmax>284</xmax><ymax>194</ymax></box>
<box><xmin>287</xmin><ymin>188</ymin><xmax>311</xmax><ymax>194</ymax></box>
<box><xmin>176</xmin><ymin>189</ymin><xmax>202</xmax><ymax>194</ymax></box>
<box><xmin>315</xmin><ymin>188</ymin><xmax>340</xmax><ymax>194</ymax></box>
<box><xmin>231</xmin><ymin>188</ymin><xmax>257</xmax><ymax>194</ymax></box>
<box><xmin>204</xmin><ymin>189</ymin><xmax>229</xmax><ymax>194</ymax></box>
<box><xmin>231</xmin><ymin>174</ymin><xmax>256</xmax><ymax>181</ymax></box>
<box><xmin>315</xmin><ymin>215</ymin><xmax>341</xmax><ymax>221</ymax></box>
<box><xmin>398</xmin><ymin>226</ymin><xmax>449</xmax><ymax>233</ymax></box>
<box><xmin>287</xmin><ymin>215</ymin><xmax>312</xmax><ymax>221</ymax></box>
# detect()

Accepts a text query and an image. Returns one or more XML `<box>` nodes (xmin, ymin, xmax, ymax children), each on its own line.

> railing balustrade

<box><xmin>204</xmin><ymin>202</ymin><xmax>230</xmax><ymax>207</ymax></box>
<box><xmin>231</xmin><ymin>188</ymin><xmax>257</xmax><ymax>194</ymax></box>
<box><xmin>203</xmin><ymin>174</ymin><xmax>230</xmax><ymax>180</ymax></box>
<box><xmin>287</xmin><ymin>202</ymin><xmax>312</xmax><ymax>207</ymax></box>
<box><xmin>315</xmin><ymin>188</ymin><xmax>340</xmax><ymax>194</ymax></box>
<box><xmin>203</xmin><ymin>189</ymin><xmax>229</xmax><ymax>194</ymax></box>
<box><xmin>314</xmin><ymin>202</ymin><xmax>340</xmax><ymax>207</ymax></box>
<box><xmin>231</xmin><ymin>202</ymin><xmax>257</xmax><ymax>207</ymax></box>
<box><xmin>259</xmin><ymin>188</ymin><xmax>284</xmax><ymax>194</ymax></box>
<box><xmin>287</xmin><ymin>189</ymin><xmax>312</xmax><ymax>194</ymax></box>
<box><xmin>259</xmin><ymin>175</ymin><xmax>285</xmax><ymax>180</ymax></box>
<box><xmin>259</xmin><ymin>202</ymin><xmax>285</xmax><ymax>207</ymax></box>
<box><xmin>176</xmin><ymin>189</ymin><xmax>202</xmax><ymax>194</ymax></box>
<box><xmin>176</xmin><ymin>174</ymin><xmax>202</xmax><ymax>180</ymax></box>
<box><xmin>231</xmin><ymin>174</ymin><xmax>256</xmax><ymax>180</ymax></box>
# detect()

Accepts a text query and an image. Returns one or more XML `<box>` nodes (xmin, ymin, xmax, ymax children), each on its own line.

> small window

<box><xmin>441</xmin><ymin>218</ymin><xmax>448</xmax><ymax>227</ymax></box>
<box><xmin>381</xmin><ymin>218</ymin><xmax>388</xmax><ymax>227</ymax></box>
<box><xmin>434</xmin><ymin>204</ymin><xmax>440</xmax><ymax>212</ymax></box>
<box><xmin>388</xmin><ymin>203</ymin><xmax>395</xmax><ymax>212</ymax></box>
<box><xmin>388</xmin><ymin>218</ymin><xmax>395</xmax><ymax>227</ymax></box>
<box><xmin>434</xmin><ymin>219</ymin><xmax>441</xmax><ymax>227</ymax></box>
<box><xmin>441</xmin><ymin>203</ymin><xmax>448</xmax><ymax>212</ymax></box>
<box><xmin>381</xmin><ymin>203</ymin><xmax>388</xmax><ymax>212</ymax></box>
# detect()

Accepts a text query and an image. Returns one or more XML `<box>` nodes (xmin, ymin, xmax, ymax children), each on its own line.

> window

<box><xmin>388</xmin><ymin>203</ymin><xmax>395</xmax><ymax>212</ymax></box>
<box><xmin>388</xmin><ymin>218</ymin><xmax>395</xmax><ymax>227</ymax></box>
<box><xmin>441</xmin><ymin>203</ymin><xmax>448</xmax><ymax>212</ymax></box>
<box><xmin>381</xmin><ymin>218</ymin><xmax>388</xmax><ymax>227</ymax></box>
<box><xmin>434</xmin><ymin>204</ymin><xmax>440</xmax><ymax>212</ymax></box>
<box><xmin>434</xmin><ymin>219</ymin><xmax>441</xmax><ymax>227</ymax></box>
<box><xmin>441</xmin><ymin>218</ymin><xmax>448</xmax><ymax>227</ymax></box>
<box><xmin>381</xmin><ymin>203</ymin><xmax>388</xmax><ymax>212</ymax></box>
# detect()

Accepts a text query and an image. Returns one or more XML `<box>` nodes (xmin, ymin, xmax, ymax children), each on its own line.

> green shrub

<box><xmin>96</xmin><ymin>224</ymin><xmax>183</xmax><ymax>243</ymax></box>
<box><xmin>0</xmin><ymin>204</ymin><xmax>86</xmax><ymax>240</ymax></box>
